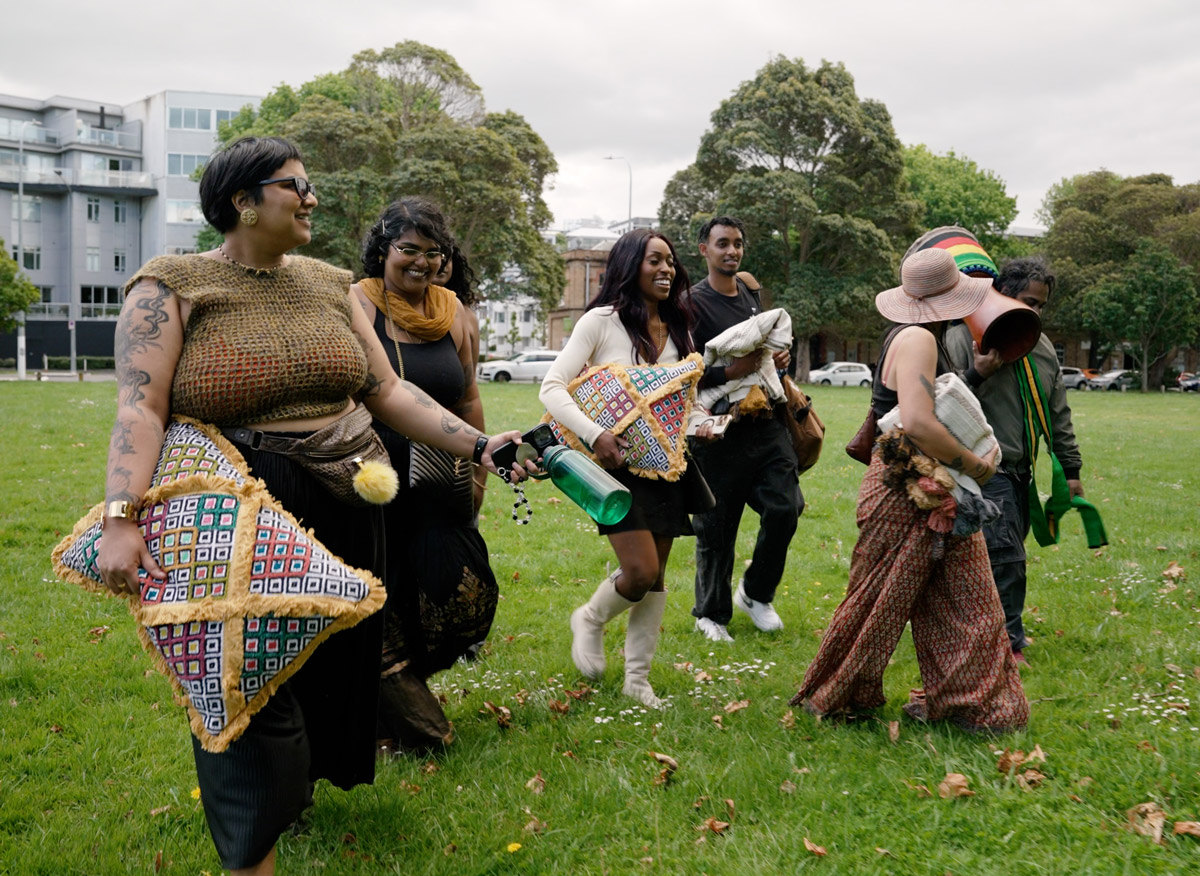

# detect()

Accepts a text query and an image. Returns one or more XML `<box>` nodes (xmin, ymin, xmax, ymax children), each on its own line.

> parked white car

<box><xmin>477</xmin><ymin>350</ymin><xmax>560</xmax><ymax>383</ymax></box>
<box><xmin>809</xmin><ymin>361</ymin><xmax>873</xmax><ymax>387</ymax></box>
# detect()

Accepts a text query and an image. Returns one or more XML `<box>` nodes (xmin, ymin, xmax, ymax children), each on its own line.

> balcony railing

<box><xmin>79</xmin><ymin>303</ymin><xmax>122</xmax><ymax>319</ymax></box>
<box><xmin>0</xmin><ymin>166</ymin><xmax>154</xmax><ymax>189</ymax></box>
<box><xmin>25</xmin><ymin>303</ymin><xmax>71</xmax><ymax>319</ymax></box>
<box><xmin>0</xmin><ymin>118</ymin><xmax>60</xmax><ymax>145</ymax></box>
<box><xmin>77</xmin><ymin>126</ymin><xmax>140</xmax><ymax>151</ymax></box>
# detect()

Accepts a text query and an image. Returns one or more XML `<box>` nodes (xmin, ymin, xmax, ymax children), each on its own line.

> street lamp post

<box><xmin>16</xmin><ymin>119</ymin><xmax>42</xmax><ymax>381</ymax></box>
<box><xmin>604</xmin><ymin>155</ymin><xmax>632</xmax><ymax>231</ymax></box>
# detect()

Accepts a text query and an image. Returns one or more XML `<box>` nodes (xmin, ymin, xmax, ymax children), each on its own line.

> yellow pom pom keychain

<box><xmin>352</xmin><ymin>457</ymin><xmax>400</xmax><ymax>505</ymax></box>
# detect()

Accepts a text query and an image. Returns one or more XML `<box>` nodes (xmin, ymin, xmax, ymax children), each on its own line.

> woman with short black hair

<box><xmin>96</xmin><ymin>137</ymin><xmax>527</xmax><ymax>875</ymax></box>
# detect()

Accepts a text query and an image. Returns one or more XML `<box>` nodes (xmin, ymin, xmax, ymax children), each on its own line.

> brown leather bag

<box><xmin>844</xmin><ymin>408</ymin><xmax>879</xmax><ymax>465</ymax></box>
<box><xmin>780</xmin><ymin>377</ymin><xmax>825</xmax><ymax>475</ymax></box>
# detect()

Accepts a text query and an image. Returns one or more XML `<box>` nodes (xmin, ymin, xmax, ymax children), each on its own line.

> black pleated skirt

<box><xmin>191</xmin><ymin>438</ymin><xmax>385</xmax><ymax>870</ymax></box>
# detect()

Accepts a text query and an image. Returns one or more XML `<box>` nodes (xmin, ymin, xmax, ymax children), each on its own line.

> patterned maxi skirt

<box><xmin>790</xmin><ymin>454</ymin><xmax>1028</xmax><ymax>732</ymax></box>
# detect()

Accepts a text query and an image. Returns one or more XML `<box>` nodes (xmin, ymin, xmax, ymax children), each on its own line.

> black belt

<box><xmin>221</xmin><ymin>427</ymin><xmax>309</xmax><ymax>454</ymax></box>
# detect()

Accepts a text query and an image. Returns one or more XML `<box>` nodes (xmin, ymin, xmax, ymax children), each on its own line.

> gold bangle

<box><xmin>102</xmin><ymin>499</ymin><xmax>139</xmax><ymax>530</ymax></box>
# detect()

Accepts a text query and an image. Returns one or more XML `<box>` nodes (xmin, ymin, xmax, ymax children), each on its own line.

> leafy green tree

<box><xmin>902</xmin><ymin>144</ymin><xmax>1018</xmax><ymax>254</ymax></box>
<box><xmin>659</xmin><ymin>56</ymin><xmax>922</xmax><ymax>375</ymax></box>
<box><xmin>208</xmin><ymin>42</ymin><xmax>562</xmax><ymax>311</ymax></box>
<box><xmin>1081</xmin><ymin>241</ymin><xmax>1200</xmax><ymax>390</ymax></box>
<box><xmin>0</xmin><ymin>239</ymin><xmax>39</xmax><ymax>333</ymax></box>
<box><xmin>1041</xmin><ymin>170</ymin><xmax>1200</xmax><ymax>381</ymax></box>
<box><xmin>506</xmin><ymin>312</ymin><xmax>521</xmax><ymax>355</ymax></box>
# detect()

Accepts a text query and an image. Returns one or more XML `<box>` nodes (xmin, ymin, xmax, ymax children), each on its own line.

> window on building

<box><xmin>167</xmin><ymin>153</ymin><xmax>208</xmax><ymax>177</ymax></box>
<box><xmin>522</xmin><ymin>310</ymin><xmax>532</xmax><ymax>323</ymax></box>
<box><xmin>86</xmin><ymin>247</ymin><xmax>100</xmax><ymax>272</ymax></box>
<box><xmin>86</xmin><ymin>197</ymin><xmax>101</xmax><ymax>222</ymax></box>
<box><xmin>165</xmin><ymin>245</ymin><xmax>198</xmax><ymax>256</ymax></box>
<box><xmin>40</xmin><ymin>286</ymin><xmax>52</xmax><ymax>303</ymax></box>
<box><xmin>114</xmin><ymin>249</ymin><xmax>126</xmax><ymax>273</ymax></box>
<box><xmin>215</xmin><ymin>109</ymin><xmax>237</xmax><ymax>128</ymax></box>
<box><xmin>114</xmin><ymin>200</ymin><xmax>127</xmax><ymax>223</ymax></box>
<box><xmin>80</xmin><ymin>285</ymin><xmax>123</xmax><ymax>318</ymax></box>
<box><xmin>10</xmin><ymin>245</ymin><xmax>41</xmax><ymax>270</ymax></box>
<box><xmin>1054</xmin><ymin>341</ymin><xmax>1065</xmax><ymax>365</ymax></box>
<box><xmin>166</xmin><ymin>200</ymin><xmax>203</xmax><ymax>223</ymax></box>
<box><xmin>11</xmin><ymin>195</ymin><xmax>41</xmax><ymax>222</ymax></box>
<box><xmin>168</xmin><ymin>107</ymin><xmax>213</xmax><ymax>130</ymax></box>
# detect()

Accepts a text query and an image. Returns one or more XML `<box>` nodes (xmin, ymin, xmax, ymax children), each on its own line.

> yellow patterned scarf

<box><xmin>358</xmin><ymin>277</ymin><xmax>456</xmax><ymax>341</ymax></box>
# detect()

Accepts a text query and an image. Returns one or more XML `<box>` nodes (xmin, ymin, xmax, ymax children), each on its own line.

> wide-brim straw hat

<box><xmin>876</xmin><ymin>248</ymin><xmax>995</xmax><ymax>324</ymax></box>
<box><xmin>902</xmin><ymin>225</ymin><xmax>999</xmax><ymax>279</ymax></box>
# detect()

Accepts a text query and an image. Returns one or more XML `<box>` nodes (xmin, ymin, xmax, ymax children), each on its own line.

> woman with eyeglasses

<box><xmin>95</xmin><ymin>138</ymin><xmax>527</xmax><ymax>876</ymax></box>
<box><xmin>352</xmin><ymin>198</ymin><xmax>499</xmax><ymax>753</ymax></box>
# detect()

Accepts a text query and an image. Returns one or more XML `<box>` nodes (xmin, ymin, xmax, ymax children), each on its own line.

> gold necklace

<box><xmin>219</xmin><ymin>243</ymin><xmax>284</xmax><ymax>277</ymax></box>
<box><xmin>652</xmin><ymin>318</ymin><xmax>668</xmax><ymax>354</ymax></box>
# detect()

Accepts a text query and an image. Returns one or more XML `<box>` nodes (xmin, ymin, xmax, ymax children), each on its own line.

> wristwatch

<box><xmin>102</xmin><ymin>499</ymin><xmax>139</xmax><ymax>529</ymax></box>
<box><xmin>472</xmin><ymin>434</ymin><xmax>491</xmax><ymax>465</ymax></box>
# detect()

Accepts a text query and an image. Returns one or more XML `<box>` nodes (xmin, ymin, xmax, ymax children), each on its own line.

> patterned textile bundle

<box><xmin>696</xmin><ymin>308</ymin><xmax>793</xmax><ymax>412</ymax></box>
<box><xmin>541</xmin><ymin>353</ymin><xmax>704</xmax><ymax>481</ymax></box>
<box><xmin>51</xmin><ymin>417</ymin><xmax>386</xmax><ymax>752</ymax></box>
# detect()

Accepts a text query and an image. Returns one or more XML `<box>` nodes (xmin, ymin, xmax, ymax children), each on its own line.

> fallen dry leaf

<box><xmin>482</xmin><ymin>701</ymin><xmax>512</xmax><ymax>728</ymax></box>
<box><xmin>443</xmin><ymin>843</ymin><xmax>457</xmax><ymax>855</ymax></box>
<box><xmin>696</xmin><ymin>817</ymin><xmax>730</xmax><ymax>835</ymax></box>
<box><xmin>711</xmin><ymin>715</ymin><xmax>725</xmax><ymax>730</ymax></box>
<box><xmin>1015</xmin><ymin>769</ymin><xmax>1046</xmax><ymax>790</ymax></box>
<box><xmin>399</xmin><ymin>780</ymin><xmax>421</xmax><ymax>795</ymax></box>
<box><xmin>149</xmin><ymin>805</ymin><xmax>171</xmax><ymax>817</ymax></box>
<box><xmin>794</xmin><ymin>767</ymin><xmax>811</xmax><ymax>775</ymax></box>
<box><xmin>87</xmin><ymin>625</ymin><xmax>111</xmax><ymax>643</ymax></box>
<box><xmin>561</xmin><ymin>750</ymin><xmax>576</xmax><ymax>759</ymax></box>
<box><xmin>49</xmin><ymin>724</ymin><xmax>62</xmax><ymax>734</ymax></box>
<box><xmin>525</xmin><ymin>772</ymin><xmax>545</xmax><ymax>794</ymax></box>
<box><xmin>997</xmin><ymin>749</ymin><xmax>1027</xmax><ymax>773</ymax></box>
<box><xmin>780</xmin><ymin>780</ymin><xmax>797</xmax><ymax>794</ymax></box>
<box><xmin>548</xmin><ymin>699</ymin><xmax>570</xmax><ymax>714</ymax></box>
<box><xmin>1173</xmin><ymin>821</ymin><xmax>1200</xmax><ymax>838</ymax></box>
<box><xmin>692</xmin><ymin>796</ymin><xmax>710</xmax><ymax>809</ymax></box>
<box><xmin>780</xmin><ymin>709</ymin><xmax>796</xmax><ymax>729</ymax></box>
<box><xmin>564</xmin><ymin>684</ymin><xmax>594</xmax><ymax>701</ymax></box>
<box><xmin>803</xmin><ymin>837</ymin><xmax>827</xmax><ymax>856</ymax></box>
<box><xmin>876</xmin><ymin>847</ymin><xmax>891</xmax><ymax>856</ymax></box>
<box><xmin>648</xmin><ymin>751</ymin><xmax>678</xmax><ymax>772</ymax></box>
<box><xmin>1137</xmin><ymin>741</ymin><xmax>1157</xmax><ymax>753</ymax></box>
<box><xmin>514</xmin><ymin>689</ymin><xmax>529</xmax><ymax>706</ymax></box>
<box><xmin>725</xmin><ymin>799</ymin><xmax>736</xmax><ymax>820</ymax></box>
<box><xmin>154</xmin><ymin>850</ymin><xmax>163</xmax><ymax>873</ymax></box>
<box><xmin>723</xmin><ymin>699</ymin><xmax>750</xmax><ymax>714</ymax></box>
<box><xmin>695</xmin><ymin>670</ymin><xmax>713</xmax><ymax>683</ymax></box>
<box><xmin>1127</xmin><ymin>802</ymin><xmax>1167</xmax><ymax>844</ymax></box>
<box><xmin>652</xmin><ymin>768</ymin><xmax>672</xmax><ymax>787</ymax></box>
<box><xmin>1162</xmin><ymin>561</ymin><xmax>1186</xmax><ymax>581</ymax></box>
<box><xmin>904</xmin><ymin>779</ymin><xmax>933</xmax><ymax>798</ymax></box>
<box><xmin>1028</xmin><ymin>744</ymin><xmax>1046</xmax><ymax>762</ymax></box>
<box><xmin>511</xmin><ymin>571</ymin><xmax>520</xmax><ymax>582</ymax></box>
<box><xmin>1069</xmin><ymin>794</ymin><xmax>1083</xmax><ymax>803</ymax></box>
<box><xmin>524</xmin><ymin>817</ymin><xmax>547</xmax><ymax>834</ymax></box>
<box><xmin>546</xmin><ymin>496</ymin><xmax>563</xmax><ymax>505</ymax></box>
<box><xmin>421</xmin><ymin>762</ymin><xmax>440</xmax><ymax>775</ymax></box>
<box><xmin>673</xmin><ymin>661</ymin><xmax>694</xmax><ymax>672</ymax></box>
<box><xmin>938</xmin><ymin>773</ymin><xmax>975</xmax><ymax>798</ymax></box>
<box><xmin>888</xmin><ymin>721</ymin><xmax>900</xmax><ymax>743</ymax></box>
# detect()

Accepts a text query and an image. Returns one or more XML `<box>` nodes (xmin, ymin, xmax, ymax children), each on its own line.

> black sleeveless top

<box><xmin>870</xmin><ymin>323</ymin><xmax>954</xmax><ymax>418</ymax></box>
<box><xmin>371</xmin><ymin>307</ymin><xmax>465</xmax><ymax>409</ymax></box>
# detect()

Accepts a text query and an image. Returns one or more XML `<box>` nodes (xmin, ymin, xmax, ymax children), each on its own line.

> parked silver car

<box><xmin>1061</xmin><ymin>367</ymin><xmax>1090</xmax><ymax>390</ymax></box>
<box><xmin>1086</xmin><ymin>369</ymin><xmax>1136</xmax><ymax>391</ymax></box>
<box><xmin>809</xmin><ymin>361</ymin><xmax>872</xmax><ymax>387</ymax></box>
<box><xmin>477</xmin><ymin>350</ymin><xmax>560</xmax><ymax>383</ymax></box>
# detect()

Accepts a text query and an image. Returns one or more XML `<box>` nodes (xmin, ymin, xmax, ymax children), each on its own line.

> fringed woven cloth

<box><xmin>541</xmin><ymin>353</ymin><xmax>704</xmax><ymax>481</ymax></box>
<box><xmin>696</xmin><ymin>308</ymin><xmax>793</xmax><ymax>413</ymax></box>
<box><xmin>51</xmin><ymin>417</ymin><xmax>386</xmax><ymax>752</ymax></box>
<box><xmin>789</xmin><ymin>454</ymin><xmax>1028</xmax><ymax>734</ymax></box>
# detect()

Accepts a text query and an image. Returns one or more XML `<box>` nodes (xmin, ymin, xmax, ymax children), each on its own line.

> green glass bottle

<box><xmin>540</xmin><ymin>445</ymin><xmax>631</xmax><ymax>525</ymax></box>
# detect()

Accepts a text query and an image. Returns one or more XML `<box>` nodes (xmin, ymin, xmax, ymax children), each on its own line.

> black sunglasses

<box><xmin>257</xmin><ymin>176</ymin><xmax>315</xmax><ymax>200</ymax></box>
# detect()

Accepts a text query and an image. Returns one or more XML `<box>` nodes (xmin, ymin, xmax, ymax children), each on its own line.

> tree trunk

<box><xmin>794</xmin><ymin>334</ymin><xmax>812</xmax><ymax>382</ymax></box>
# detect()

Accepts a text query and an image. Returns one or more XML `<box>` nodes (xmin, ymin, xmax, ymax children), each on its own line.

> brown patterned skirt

<box><xmin>790</xmin><ymin>454</ymin><xmax>1028</xmax><ymax>733</ymax></box>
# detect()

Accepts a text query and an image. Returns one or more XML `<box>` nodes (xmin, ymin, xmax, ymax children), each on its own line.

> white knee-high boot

<box><xmin>623</xmin><ymin>589</ymin><xmax>668</xmax><ymax>709</ymax></box>
<box><xmin>570</xmin><ymin>571</ymin><xmax>634</xmax><ymax>678</ymax></box>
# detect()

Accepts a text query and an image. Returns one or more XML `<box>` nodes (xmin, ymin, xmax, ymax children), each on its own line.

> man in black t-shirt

<box><xmin>687</xmin><ymin>216</ymin><xmax>804</xmax><ymax>643</ymax></box>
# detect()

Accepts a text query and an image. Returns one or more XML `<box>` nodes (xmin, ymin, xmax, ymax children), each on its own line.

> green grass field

<box><xmin>1</xmin><ymin>381</ymin><xmax>1198</xmax><ymax>875</ymax></box>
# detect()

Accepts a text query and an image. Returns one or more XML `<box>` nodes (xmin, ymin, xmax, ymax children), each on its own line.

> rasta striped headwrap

<box><xmin>903</xmin><ymin>226</ymin><xmax>999</xmax><ymax>279</ymax></box>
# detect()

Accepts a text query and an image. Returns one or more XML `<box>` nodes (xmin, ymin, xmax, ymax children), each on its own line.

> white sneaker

<box><xmin>695</xmin><ymin>617</ymin><xmax>734</xmax><ymax>643</ymax></box>
<box><xmin>734</xmin><ymin>581</ymin><xmax>783</xmax><ymax>632</ymax></box>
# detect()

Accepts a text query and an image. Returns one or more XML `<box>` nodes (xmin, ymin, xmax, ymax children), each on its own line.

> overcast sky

<box><xmin>5</xmin><ymin>0</ymin><xmax>1198</xmax><ymax>233</ymax></box>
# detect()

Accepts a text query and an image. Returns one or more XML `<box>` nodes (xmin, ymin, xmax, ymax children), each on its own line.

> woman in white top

<box><xmin>540</xmin><ymin>229</ymin><xmax>707</xmax><ymax>708</ymax></box>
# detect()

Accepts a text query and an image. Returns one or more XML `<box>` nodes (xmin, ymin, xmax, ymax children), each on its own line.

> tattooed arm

<box><xmin>97</xmin><ymin>278</ymin><xmax>184</xmax><ymax>594</ymax></box>
<box><xmin>345</xmin><ymin>290</ymin><xmax>527</xmax><ymax>479</ymax></box>
<box><xmin>886</xmin><ymin>326</ymin><xmax>997</xmax><ymax>484</ymax></box>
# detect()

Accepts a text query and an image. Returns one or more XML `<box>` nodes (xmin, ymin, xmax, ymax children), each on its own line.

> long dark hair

<box><xmin>586</xmin><ymin>229</ymin><xmax>694</xmax><ymax>364</ymax></box>
<box><xmin>438</xmin><ymin>242</ymin><xmax>479</xmax><ymax>307</ymax></box>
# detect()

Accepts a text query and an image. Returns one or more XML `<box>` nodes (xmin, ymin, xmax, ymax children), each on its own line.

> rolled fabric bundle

<box><xmin>877</xmin><ymin>372</ymin><xmax>1001</xmax><ymax>498</ymax></box>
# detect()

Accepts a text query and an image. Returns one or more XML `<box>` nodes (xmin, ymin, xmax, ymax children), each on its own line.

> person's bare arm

<box><xmin>888</xmin><ymin>328</ymin><xmax>997</xmax><ymax>484</ymax></box>
<box><xmin>96</xmin><ymin>278</ymin><xmax>183</xmax><ymax>594</ymax></box>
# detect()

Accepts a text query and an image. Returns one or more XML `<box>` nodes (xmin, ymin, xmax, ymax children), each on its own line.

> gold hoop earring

<box><xmin>240</xmin><ymin>208</ymin><xmax>258</xmax><ymax>227</ymax></box>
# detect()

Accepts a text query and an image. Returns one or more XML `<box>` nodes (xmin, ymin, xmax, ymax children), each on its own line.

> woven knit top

<box><xmin>125</xmin><ymin>255</ymin><xmax>369</xmax><ymax>426</ymax></box>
